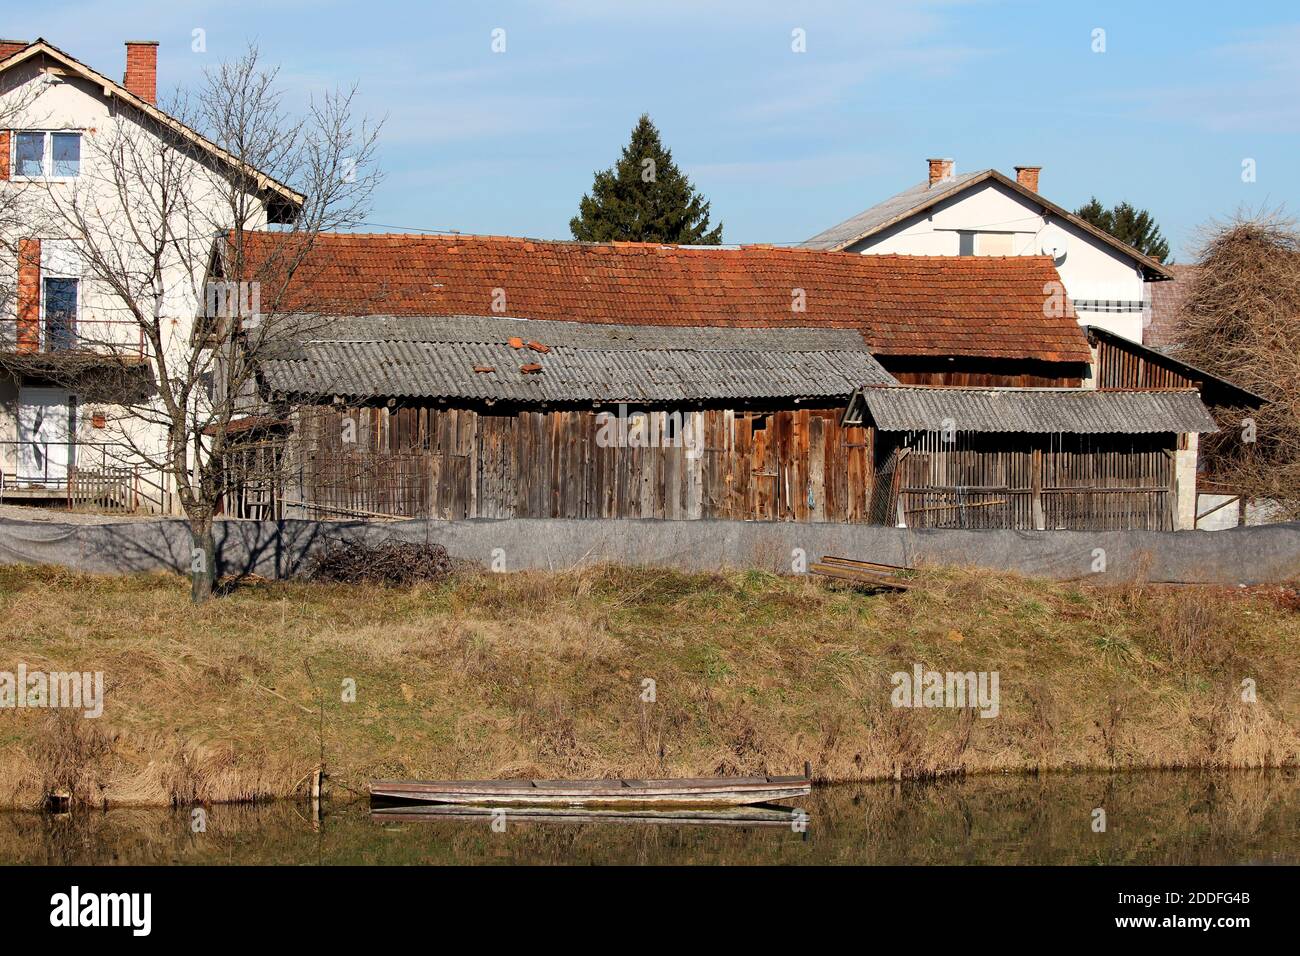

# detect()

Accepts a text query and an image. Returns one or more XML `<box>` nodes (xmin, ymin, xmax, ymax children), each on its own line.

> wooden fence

<box><xmin>219</xmin><ymin>438</ymin><xmax>285</xmax><ymax>520</ymax></box>
<box><xmin>883</xmin><ymin>431</ymin><xmax>1178</xmax><ymax>531</ymax></box>
<box><xmin>67</xmin><ymin>466</ymin><xmax>137</xmax><ymax>512</ymax></box>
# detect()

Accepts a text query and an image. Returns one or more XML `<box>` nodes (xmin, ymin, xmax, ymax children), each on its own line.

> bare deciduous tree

<box><xmin>1</xmin><ymin>44</ymin><xmax>382</xmax><ymax>601</ymax></box>
<box><xmin>1178</xmin><ymin>210</ymin><xmax>1300</xmax><ymax>518</ymax></box>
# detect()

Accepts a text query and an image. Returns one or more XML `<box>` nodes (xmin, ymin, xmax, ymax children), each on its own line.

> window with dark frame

<box><xmin>43</xmin><ymin>277</ymin><xmax>78</xmax><ymax>351</ymax></box>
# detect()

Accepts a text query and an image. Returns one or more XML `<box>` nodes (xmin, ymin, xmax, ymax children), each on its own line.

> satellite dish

<box><xmin>1040</xmin><ymin>232</ymin><xmax>1068</xmax><ymax>261</ymax></box>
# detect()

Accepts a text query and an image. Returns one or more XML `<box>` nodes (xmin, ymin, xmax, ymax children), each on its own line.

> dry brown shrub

<box><xmin>29</xmin><ymin>710</ymin><xmax>114</xmax><ymax>806</ymax></box>
<box><xmin>1178</xmin><ymin>211</ymin><xmax>1300</xmax><ymax>514</ymax></box>
<box><xmin>305</xmin><ymin>540</ymin><xmax>453</xmax><ymax>586</ymax></box>
<box><xmin>1191</xmin><ymin>691</ymin><xmax>1298</xmax><ymax>769</ymax></box>
<box><xmin>1154</xmin><ymin>590</ymin><xmax>1243</xmax><ymax>678</ymax></box>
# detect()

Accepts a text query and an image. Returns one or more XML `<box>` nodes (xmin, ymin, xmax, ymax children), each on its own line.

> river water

<box><xmin>2</xmin><ymin>770</ymin><xmax>1296</xmax><ymax>865</ymax></box>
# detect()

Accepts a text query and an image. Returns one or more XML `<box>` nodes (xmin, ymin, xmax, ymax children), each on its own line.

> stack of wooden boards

<box><xmin>808</xmin><ymin>555</ymin><xmax>913</xmax><ymax>591</ymax></box>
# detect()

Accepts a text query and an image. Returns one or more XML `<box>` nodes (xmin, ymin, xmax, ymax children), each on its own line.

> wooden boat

<box><xmin>369</xmin><ymin>775</ymin><xmax>811</xmax><ymax>808</ymax></box>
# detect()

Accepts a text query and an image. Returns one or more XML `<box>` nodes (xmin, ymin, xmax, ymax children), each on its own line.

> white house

<box><xmin>803</xmin><ymin>159</ymin><xmax>1174</xmax><ymax>345</ymax></box>
<box><xmin>0</xmin><ymin>38</ymin><xmax>301</xmax><ymax>512</ymax></box>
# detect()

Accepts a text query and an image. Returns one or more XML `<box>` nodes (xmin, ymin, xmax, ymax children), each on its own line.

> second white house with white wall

<box><xmin>803</xmin><ymin>159</ymin><xmax>1174</xmax><ymax>345</ymax></box>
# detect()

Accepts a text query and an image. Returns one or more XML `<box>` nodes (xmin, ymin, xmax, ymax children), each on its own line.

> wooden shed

<box><xmin>237</xmin><ymin>314</ymin><xmax>896</xmax><ymax>522</ymax></box>
<box><xmin>842</xmin><ymin>385</ymin><xmax>1219</xmax><ymax>530</ymax></box>
<box><xmin>219</xmin><ymin>232</ymin><xmax>1096</xmax><ymax>387</ymax></box>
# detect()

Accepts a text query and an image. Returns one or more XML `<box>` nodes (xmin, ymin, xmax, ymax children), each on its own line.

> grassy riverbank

<box><xmin>0</xmin><ymin>563</ymin><xmax>1297</xmax><ymax>808</ymax></box>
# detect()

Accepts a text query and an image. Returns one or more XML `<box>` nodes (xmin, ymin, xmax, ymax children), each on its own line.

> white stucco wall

<box><xmin>847</xmin><ymin>179</ymin><xmax>1151</xmax><ymax>344</ymax></box>
<box><xmin>1174</xmin><ymin>432</ymin><xmax>1198</xmax><ymax>531</ymax></box>
<box><xmin>1195</xmin><ymin>494</ymin><xmax>1284</xmax><ymax>531</ymax></box>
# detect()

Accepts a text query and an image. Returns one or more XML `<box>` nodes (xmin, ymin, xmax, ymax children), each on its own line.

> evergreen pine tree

<box><xmin>570</xmin><ymin>114</ymin><xmax>722</xmax><ymax>244</ymax></box>
<box><xmin>1074</xmin><ymin>197</ymin><xmax>1171</xmax><ymax>262</ymax></box>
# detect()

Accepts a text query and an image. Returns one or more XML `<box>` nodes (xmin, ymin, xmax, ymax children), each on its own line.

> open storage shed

<box><xmin>842</xmin><ymin>385</ymin><xmax>1219</xmax><ymax>530</ymax></box>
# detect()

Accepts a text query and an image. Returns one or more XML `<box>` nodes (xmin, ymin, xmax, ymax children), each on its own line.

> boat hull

<box><xmin>369</xmin><ymin>776</ymin><xmax>811</xmax><ymax>808</ymax></box>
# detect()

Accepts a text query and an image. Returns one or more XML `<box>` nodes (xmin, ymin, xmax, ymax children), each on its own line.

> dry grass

<box><xmin>0</xmin><ymin>563</ymin><xmax>1296</xmax><ymax>808</ymax></box>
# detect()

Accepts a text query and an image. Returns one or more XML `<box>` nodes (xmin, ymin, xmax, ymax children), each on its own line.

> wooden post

<box><xmin>808</xmin><ymin>416</ymin><xmax>826</xmax><ymax>523</ymax></box>
<box><xmin>1031</xmin><ymin>446</ymin><xmax>1045</xmax><ymax>530</ymax></box>
<box><xmin>310</xmin><ymin>766</ymin><xmax>324</xmax><ymax>828</ymax></box>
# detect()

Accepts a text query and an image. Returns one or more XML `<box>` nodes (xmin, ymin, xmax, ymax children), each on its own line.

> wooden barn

<box><xmin>1083</xmin><ymin>324</ymin><xmax>1265</xmax><ymax>407</ymax></box>
<box><xmin>225</xmin><ymin>313</ymin><xmax>1222</xmax><ymax>531</ymax></box>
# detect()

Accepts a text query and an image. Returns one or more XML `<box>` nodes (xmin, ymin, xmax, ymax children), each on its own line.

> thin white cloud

<box><xmin>1214</xmin><ymin>23</ymin><xmax>1300</xmax><ymax>76</ymax></box>
<box><xmin>735</xmin><ymin>44</ymin><xmax>992</xmax><ymax>122</ymax></box>
<box><xmin>1081</xmin><ymin>22</ymin><xmax>1300</xmax><ymax>134</ymax></box>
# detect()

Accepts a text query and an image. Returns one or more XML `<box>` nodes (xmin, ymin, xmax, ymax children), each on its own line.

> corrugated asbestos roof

<box><xmin>257</xmin><ymin>314</ymin><xmax>898</xmax><ymax>404</ymax></box>
<box><xmin>845</xmin><ymin>386</ymin><xmax>1218</xmax><ymax>434</ymax></box>
<box><xmin>802</xmin><ymin>170</ymin><xmax>988</xmax><ymax>251</ymax></box>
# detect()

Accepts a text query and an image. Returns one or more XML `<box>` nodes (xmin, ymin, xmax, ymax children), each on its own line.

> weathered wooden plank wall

<box><xmin>883</xmin><ymin>431</ymin><xmax>1177</xmax><ymax>531</ymax></box>
<box><xmin>1094</xmin><ymin>338</ymin><xmax>1197</xmax><ymax>389</ymax></box>
<box><xmin>880</xmin><ymin>357</ymin><xmax>1085</xmax><ymax>388</ymax></box>
<box><xmin>292</xmin><ymin>404</ymin><xmax>873</xmax><ymax>522</ymax></box>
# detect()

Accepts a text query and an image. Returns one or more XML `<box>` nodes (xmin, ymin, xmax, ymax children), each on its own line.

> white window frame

<box><xmin>11</xmin><ymin>130</ymin><xmax>82</xmax><ymax>180</ymax></box>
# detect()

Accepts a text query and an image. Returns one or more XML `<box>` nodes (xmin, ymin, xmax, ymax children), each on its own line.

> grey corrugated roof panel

<box><xmin>257</xmin><ymin>317</ymin><xmax>897</xmax><ymax>403</ymax></box>
<box><xmin>848</xmin><ymin>386</ymin><xmax>1218</xmax><ymax>434</ymax></box>
<box><xmin>801</xmin><ymin>170</ymin><xmax>989</xmax><ymax>250</ymax></box>
<box><xmin>269</xmin><ymin>313</ymin><xmax>877</xmax><ymax>353</ymax></box>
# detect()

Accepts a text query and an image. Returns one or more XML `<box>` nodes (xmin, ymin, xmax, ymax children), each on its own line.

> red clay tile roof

<box><xmin>232</xmin><ymin>233</ymin><xmax>1090</xmax><ymax>363</ymax></box>
<box><xmin>1145</xmin><ymin>263</ymin><xmax>1196</xmax><ymax>350</ymax></box>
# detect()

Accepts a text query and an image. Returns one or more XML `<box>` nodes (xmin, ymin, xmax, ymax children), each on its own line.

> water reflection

<box><xmin>1</xmin><ymin>770</ymin><xmax>1296</xmax><ymax>865</ymax></box>
<box><xmin>371</xmin><ymin>804</ymin><xmax>802</xmax><ymax>828</ymax></box>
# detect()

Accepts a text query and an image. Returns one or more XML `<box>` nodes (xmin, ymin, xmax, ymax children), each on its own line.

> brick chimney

<box><xmin>124</xmin><ymin>40</ymin><xmax>159</xmax><ymax>104</ymax></box>
<box><xmin>927</xmin><ymin>158</ymin><xmax>954</xmax><ymax>187</ymax></box>
<box><xmin>1014</xmin><ymin>165</ymin><xmax>1041</xmax><ymax>192</ymax></box>
<box><xmin>0</xmin><ymin>39</ymin><xmax>29</xmax><ymax>61</ymax></box>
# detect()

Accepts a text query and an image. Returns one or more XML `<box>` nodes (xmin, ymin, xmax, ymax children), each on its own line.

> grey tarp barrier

<box><xmin>0</xmin><ymin>516</ymin><xmax>1297</xmax><ymax>584</ymax></box>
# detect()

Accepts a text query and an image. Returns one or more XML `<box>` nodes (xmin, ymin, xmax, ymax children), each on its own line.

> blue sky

<box><xmin>11</xmin><ymin>0</ymin><xmax>1300</xmax><ymax>259</ymax></box>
